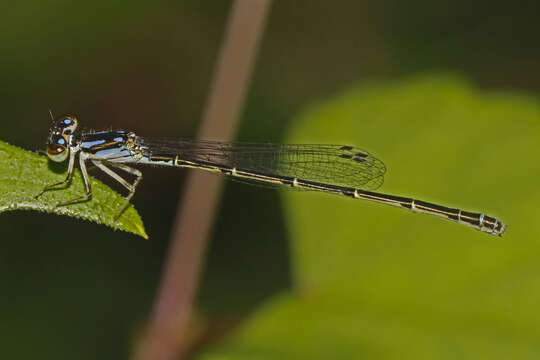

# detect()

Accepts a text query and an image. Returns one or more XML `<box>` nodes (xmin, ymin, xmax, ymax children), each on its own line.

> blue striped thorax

<box><xmin>79</xmin><ymin>130</ymin><xmax>137</xmax><ymax>160</ymax></box>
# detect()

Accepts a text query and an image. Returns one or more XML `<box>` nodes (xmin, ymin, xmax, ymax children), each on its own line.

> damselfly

<box><xmin>36</xmin><ymin>114</ymin><xmax>506</xmax><ymax>236</ymax></box>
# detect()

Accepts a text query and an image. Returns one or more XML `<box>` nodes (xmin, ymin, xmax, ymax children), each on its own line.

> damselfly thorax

<box><xmin>37</xmin><ymin>114</ymin><xmax>506</xmax><ymax>236</ymax></box>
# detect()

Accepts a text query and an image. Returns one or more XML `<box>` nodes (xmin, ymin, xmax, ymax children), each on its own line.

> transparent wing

<box><xmin>137</xmin><ymin>138</ymin><xmax>387</xmax><ymax>190</ymax></box>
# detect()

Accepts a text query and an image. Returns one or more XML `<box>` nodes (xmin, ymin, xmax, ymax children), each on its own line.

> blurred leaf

<box><xmin>197</xmin><ymin>74</ymin><xmax>540</xmax><ymax>359</ymax></box>
<box><xmin>0</xmin><ymin>140</ymin><xmax>148</xmax><ymax>239</ymax></box>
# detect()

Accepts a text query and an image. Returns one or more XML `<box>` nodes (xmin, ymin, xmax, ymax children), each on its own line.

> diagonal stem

<box><xmin>132</xmin><ymin>1</ymin><xmax>272</xmax><ymax>359</ymax></box>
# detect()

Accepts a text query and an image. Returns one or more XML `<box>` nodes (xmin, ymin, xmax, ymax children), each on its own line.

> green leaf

<box><xmin>197</xmin><ymin>74</ymin><xmax>540</xmax><ymax>359</ymax></box>
<box><xmin>0</xmin><ymin>140</ymin><xmax>148</xmax><ymax>239</ymax></box>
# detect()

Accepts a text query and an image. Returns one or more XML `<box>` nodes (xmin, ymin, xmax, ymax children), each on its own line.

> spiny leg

<box><xmin>35</xmin><ymin>150</ymin><xmax>77</xmax><ymax>199</ymax></box>
<box><xmin>108</xmin><ymin>162</ymin><xmax>143</xmax><ymax>219</ymax></box>
<box><xmin>91</xmin><ymin>160</ymin><xmax>142</xmax><ymax>219</ymax></box>
<box><xmin>55</xmin><ymin>153</ymin><xmax>93</xmax><ymax>207</ymax></box>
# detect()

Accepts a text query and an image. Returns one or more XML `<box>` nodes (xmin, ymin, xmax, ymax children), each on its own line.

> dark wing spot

<box><xmin>353</xmin><ymin>155</ymin><xmax>367</xmax><ymax>162</ymax></box>
<box><xmin>339</xmin><ymin>145</ymin><xmax>354</xmax><ymax>151</ymax></box>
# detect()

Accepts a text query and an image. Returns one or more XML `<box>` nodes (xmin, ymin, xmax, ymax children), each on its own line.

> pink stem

<box><xmin>132</xmin><ymin>1</ymin><xmax>272</xmax><ymax>359</ymax></box>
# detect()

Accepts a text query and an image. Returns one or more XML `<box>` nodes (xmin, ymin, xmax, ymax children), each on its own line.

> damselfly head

<box><xmin>46</xmin><ymin>114</ymin><xmax>78</xmax><ymax>162</ymax></box>
<box><xmin>46</xmin><ymin>135</ymin><xmax>69</xmax><ymax>162</ymax></box>
<box><xmin>53</xmin><ymin>114</ymin><xmax>78</xmax><ymax>135</ymax></box>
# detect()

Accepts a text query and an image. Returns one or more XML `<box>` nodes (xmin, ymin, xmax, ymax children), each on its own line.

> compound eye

<box><xmin>46</xmin><ymin>135</ymin><xmax>69</xmax><ymax>162</ymax></box>
<box><xmin>56</xmin><ymin>115</ymin><xmax>78</xmax><ymax>135</ymax></box>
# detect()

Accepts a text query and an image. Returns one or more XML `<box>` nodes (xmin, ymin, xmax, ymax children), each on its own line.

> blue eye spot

<box><xmin>57</xmin><ymin>138</ymin><xmax>66</xmax><ymax>145</ymax></box>
<box><xmin>63</xmin><ymin>118</ymin><xmax>72</xmax><ymax>125</ymax></box>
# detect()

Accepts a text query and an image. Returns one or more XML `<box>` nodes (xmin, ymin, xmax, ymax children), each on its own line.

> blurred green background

<box><xmin>1</xmin><ymin>1</ymin><xmax>539</xmax><ymax>359</ymax></box>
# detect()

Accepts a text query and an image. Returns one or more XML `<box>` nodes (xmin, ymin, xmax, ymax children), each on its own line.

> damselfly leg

<box><xmin>91</xmin><ymin>161</ymin><xmax>142</xmax><ymax>219</ymax></box>
<box><xmin>35</xmin><ymin>146</ymin><xmax>77</xmax><ymax>198</ymax></box>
